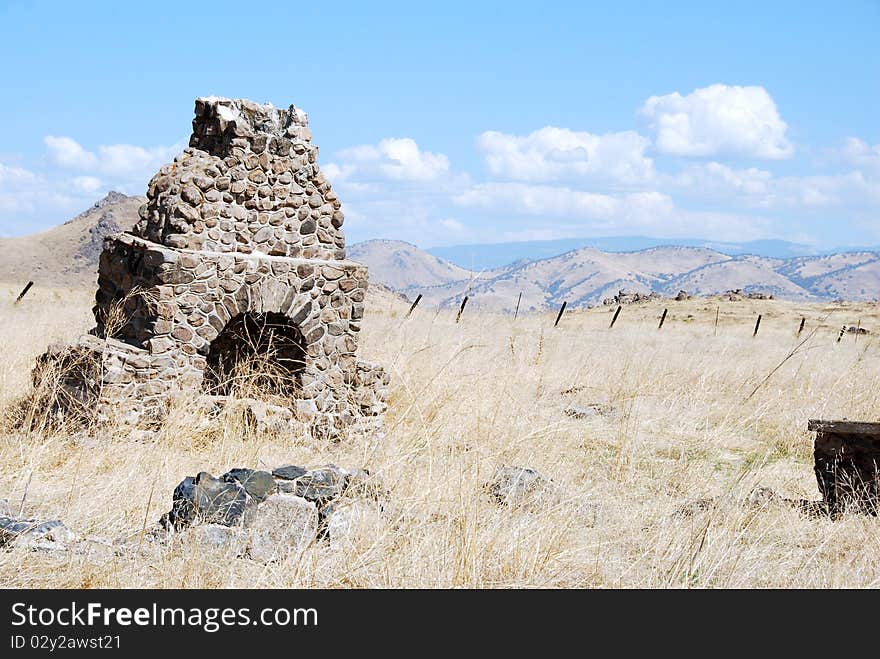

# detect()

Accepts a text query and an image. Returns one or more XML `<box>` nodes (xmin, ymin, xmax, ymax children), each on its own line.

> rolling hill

<box><xmin>0</xmin><ymin>191</ymin><xmax>145</xmax><ymax>288</ymax></box>
<box><xmin>1</xmin><ymin>193</ymin><xmax>878</xmax><ymax>308</ymax></box>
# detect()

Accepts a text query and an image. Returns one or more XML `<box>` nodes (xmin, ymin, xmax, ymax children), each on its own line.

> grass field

<box><xmin>1</xmin><ymin>281</ymin><xmax>879</xmax><ymax>588</ymax></box>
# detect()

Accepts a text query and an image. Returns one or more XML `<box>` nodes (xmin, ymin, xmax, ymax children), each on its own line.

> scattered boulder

<box><xmin>675</xmin><ymin>290</ymin><xmax>692</xmax><ymax>301</ymax></box>
<box><xmin>602</xmin><ymin>289</ymin><xmax>662</xmax><ymax>306</ymax></box>
<box><xmin>487</xmin><ymin>466</ymin><xmax>551</xmax><ymax>507</ymax></box>
<box><xmin>0</xmin><ymin>517</ymin><xmax>77</xmax><ymax>551</ymax></box>
<box><xmin>844</xmin><ymin>325</ymin><xmax>869</xmax><ymax>335</ymax></box>
<box><xmin>723</xmin><ymin>289</ymin><xmax>774</xmax><ymax>301</ymax></box>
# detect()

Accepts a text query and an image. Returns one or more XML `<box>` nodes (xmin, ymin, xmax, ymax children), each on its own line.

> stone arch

<box><xmin>203</xmin><ymin>311</ymin><xmax>307</xmax><ymax>396</ymax></box>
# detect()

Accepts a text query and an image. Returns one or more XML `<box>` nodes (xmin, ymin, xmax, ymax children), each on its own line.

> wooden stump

<box><xmin>808</xmin><ymin>420</ymin><xmax>880</xmax><ymax>516</ymax></box>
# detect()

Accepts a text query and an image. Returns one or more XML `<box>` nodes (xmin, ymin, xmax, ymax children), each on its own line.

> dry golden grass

<box><xmin>1</xmin><ymin>280</ymin><xmax>879</xmax><ymax>588</ymax></box>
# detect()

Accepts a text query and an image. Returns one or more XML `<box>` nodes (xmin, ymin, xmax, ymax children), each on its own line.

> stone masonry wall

<box><xmin>33</xmin><ymin>97</ymin><xmax>389</xmax><ymax>432</ymax></box>
<box><xmin>133</xmin><ymin>98</ymin><xmax>345</xmax><ymax>261</ymax></box>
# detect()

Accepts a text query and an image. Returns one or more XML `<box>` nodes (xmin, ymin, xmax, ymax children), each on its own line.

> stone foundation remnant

<box><xmin>809</xmin><ymin>419</ymin><xmax>880</xmax><ymax>516</ymax></box>
<box><xmin>33</xmin><ymin>97</ymin><xmax>389</xmax><ymax>430</ymax></box>
<box><xmin>160</xmin><ymin>463</ymin><xmax>383</xmax><ymax>561</ymax></box>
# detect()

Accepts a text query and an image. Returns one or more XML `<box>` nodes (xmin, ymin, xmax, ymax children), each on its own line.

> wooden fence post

<box><xmin>714</xmin><ymin>306</ymin><xmax>720</xmax><ymax>336</ymax></box>
<box><xmin>658</xmin><ymin>308</ymin><xmax>668</xmax><ymax>330</ymax></box>
<box><xmin>15</xmin><ymin>281</ymin><xmax>34</xmax><ymax>304</ymax></box>
<box><xmin>753</xmin><ymin>314</ymin><xmax>762</xmax><ymax>337</ymax></box>
<box><xmin>609</xmin><ymin>305</ymin><xmax>622</xmax><ymax>329</ymax></box>
<box><xmin>405</xmin><ymin>294</ymin><xmax>422</xmax><ymax>319</ymax></box>
<box><xmin>554</xmin><ymin>301</ymin><xmax>567</xmax><ymax>327</ymax></box>
<box><xmin>456</xmin><ymin>296</ymin><xmax>469</xmax><ymax>323</ymax></box>
<box><xmin>513</xmin><ymin>292</ymin><xmax>522</xmax><ymax>320</ymax></box>
<box><xmin>797</xmin><ymin>317</ymin><xmax>805</xmax><ymax>337</ymax></box>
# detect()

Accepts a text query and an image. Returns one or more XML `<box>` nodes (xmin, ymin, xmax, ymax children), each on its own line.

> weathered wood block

<box><xmin>809</xmin><ymin>419</ymin><xmax>880</xmax><ymax>516</ymax></box>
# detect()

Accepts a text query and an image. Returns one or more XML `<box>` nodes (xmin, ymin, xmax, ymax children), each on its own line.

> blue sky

<box><xmin>1</xmin><ymin>0</ymin><xmax>878</xmax><ymax>248</ymax></box>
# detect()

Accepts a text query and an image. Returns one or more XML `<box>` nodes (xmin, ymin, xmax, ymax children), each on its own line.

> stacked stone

<box><xmin>161</xmin><ymin>463</ymin><xmax>383</xmax><ymax>561</ymax></box>
<box><xmin>34</xmin><ymin>97</ymin><xmax>388</xmax><ymax>431</ymax></box>
<box><xmin>35</xmin><ymin>334</ymin><xmax>202</xmax><ymax>426</ymax></box>
<box><xmin>133</xmin><ymin>97</ymin><xmax>344</xmax><ymax>261</ymax></box>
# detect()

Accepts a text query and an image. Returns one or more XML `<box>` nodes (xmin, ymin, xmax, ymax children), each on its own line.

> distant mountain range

<box><xmin>427</xmin><ymin>237</ymin><xmax>876</xmax><ymax>270</ymax></box>
<box><xmin>1</xmin><ymin>193</ymin><xmax>878</xmax><ymax>309</ymax></box>
<box><xmin>350</xmin><ymin>240</ymin><xmax>880</xmax><ymax>311</ymax></box>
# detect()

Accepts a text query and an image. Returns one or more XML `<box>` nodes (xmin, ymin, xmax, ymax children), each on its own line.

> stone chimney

<box><xmin>34</xmin><ymin>97</ymin><xmax>389</xmax><ymax>434</ymax></box>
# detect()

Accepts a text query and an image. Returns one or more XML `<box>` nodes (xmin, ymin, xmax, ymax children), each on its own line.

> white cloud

<box><xmin>477</xmin><ymin>127</ymin><xmax>653</xmax><ymax>184</ymax></box>
<box><xmin>671</xmin><ymin>162</ymin><xmax>773</xmax><ymax>198</ymax></box>
<box><xmin>0</xmin><ymin>162</ymin><xmax>37</xmax><ymax>185</ymax></box>
<box><xmin>453</xmin><ymin>181</ymin><xmax>770</xmax><ymax>241</ymax></box>
<box><xmin>640</xmin><ymin>84</ymin><xmax>793</xmax><ymax>159</ymax></box>
<box><xmin>839</xmin><ymin>137</ymin><xmax>880</xmax><ymax>174</ymax></box>
<box><xmin>95</xmin><ymin>143</ymin><xmax>180</xmax><ymax>175</ymax></box>
<box><xmin>670</xmin><ymin>161</ymin><xmax>880</xmax><ymax>210</ymax></box>
<box><xmin>1</xmin><ymin>134</ymin><xmax>182</xmax><ymax>235</ymax></box>
<box><xmin>0</xmin><ymin>163</ymin><xmax>41</xmax><ymax>214</ymax></box>
<box><xmin>44</xmin><ymin>136</ymin><xmax>98</xmax><ymax>169</ymax></box>
<box><xmin>455</xmin><ymin>182</ymin><xmax>623</xmax><ymax>219</ymax></box>
<box><xmin>45</xmin><ymin>135</ymin><xmax>181</xmax><ymax>176</ymax></box>
<box><xmin>0</xmin><ymin>161</ymin><xmax>85</xmax><ymax>233</ymax></box>
<box><xmin>72</xmin><ymin>175</ymin><xmax>103</xmax><ymax>193</ymax></box>
<box><xmin>332</xmin><ymin>137</ymin><xmax>449</xmax><ymax>182</ymax></box>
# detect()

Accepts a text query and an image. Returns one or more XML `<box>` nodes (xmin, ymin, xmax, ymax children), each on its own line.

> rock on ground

<box><xmin>0</xmin><ymin>517</ymin><xmax>77</xmax><ymax>551</ymax></box>
<box><xmin>244</xmin><ymin>494</ymin><xmax>318</xmax><ymax>562</ymax></box>
<box><xmin>487</xmin><ymin>466</ymin><xmax>552</xmax><ymax>507</ymax></box>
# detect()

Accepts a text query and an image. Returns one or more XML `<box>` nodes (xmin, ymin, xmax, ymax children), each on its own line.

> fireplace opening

<box><xmin>203</xmin><ymin>312</ymin><xmax>306</xmax><ymax>397</ymax></box>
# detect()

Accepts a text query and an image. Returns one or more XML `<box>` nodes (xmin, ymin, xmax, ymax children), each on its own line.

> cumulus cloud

<box><xmin>0</xmin><ymin>163</ymin><xmax>41</xmax><ymax>214</ymax></box>
<box><xmin>839</xmin><ymin>137</ymin><xmax>880</xmax><ymax>174</ymax></box>
<box><xmin>44</xmin><ymin>136</ymin><xmax>99</xmax><ymax>169</ymax></box>
<box><xmin>477</xmin><ymin>127</ymin><xmax>654</xmax><ymax>184</ymax></box>
<box><xmin>640</xmin><ymin>84</ymin><xmax>793</xmax><ymax>159</ymax></box>
<box><xmin>1</xmin><ymin>134</ymin><xmax>182</xmax><ymax>234</ymax></box>
<box><xmin>670</xmin><ymin>161</ymin><xmax>880</xmax><ymax>211</ymax></box>
<box><xmin>331</xmin><ymin>137</ymin><xmax>449</xmax><ymax>182</ymax></box>
<box><xmin>455</xmin><ymin>182</ymin><xmax>623</xmax><ymax>219</ymax></box>
<box><xmin>453</xmin><ymin>181</ymin><xmax>771</xmax><ymax>241</ymax></box>
<box><xmin>0</xmin><ymin>161</ymin><xmax>86</xmax><ymax>233</ymax></box>
<box><xmin>71</xmin><ymin>175</ymin><xmax>103</xmax><ymax>193</ymax></box>
<box><xmin>671</xmin><ymin>162</ymin><xmax>774</xmax><ymax>198</ymax></box>
<box><xmin>45</xmin><ymin>135</ymin><xmax>181</xmax><ymax>176</ymax></box>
